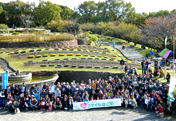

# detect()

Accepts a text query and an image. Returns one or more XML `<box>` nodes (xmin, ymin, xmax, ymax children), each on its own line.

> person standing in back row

<box><xmin>150</xmin><ymin>50</ymin><xmax>154</xmax><ymax>61</ymax></box>
<box><xmin>120</xmin><ymin>58</ymin><xmax>125</xmax><ymax>73</ymax></box>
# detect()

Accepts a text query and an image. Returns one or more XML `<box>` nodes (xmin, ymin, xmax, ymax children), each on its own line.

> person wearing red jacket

<box><xmin>155</xmin><ymin>104</ymin><xmax>164</xmax><ymax>118</ymax></box>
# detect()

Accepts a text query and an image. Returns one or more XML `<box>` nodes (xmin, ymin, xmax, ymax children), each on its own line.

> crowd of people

<box><xmin>0</xmin><ymin>58</ymin><xmax>175</xmax><ymax>118</ymax></box>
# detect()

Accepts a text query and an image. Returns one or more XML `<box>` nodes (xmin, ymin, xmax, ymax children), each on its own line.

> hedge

<box><xmin>81</xmin><ymin>58</ymin><xmax>86</xmax><ymax>60</ymax></box>
<box><xmin>29</xmin><ymin>50</ymin><xmax>34</xmax><ymax>52</ymax></box>
<box><xmin>56</xmin><ymin>65</ymin><xmax>62</xmax><ymax>68</ymax></box>
<box><xmin>78</xmin><ymin>65</ymin><xmax>85</xmax><ymax>68</ymax></box>
<box><xmin>67</xmin><ymin>53</ymin><xmax>73</xmax><ymax>56</ymax></box>
<box><xmin>42</xmin><ymin>59</ymin><xmax>47</xmax><ymax>61</ymax></box>
<box><xmin>113</xmin><ymin>66</ymin><xmax>118</xmax><ymax>69</ymax></box>
<box><xmin>28</xmin><ymin>60</ymin><xmax>33</xmax><ymax>62</ymax></box>
<box><xmin>88</xmin><ymin>58</ymin><xmax>93</xmax><ymax>60</ymax></box>
<box><xmin>72</xmin><ymin>58</ymin><xmax>77</xmax><ymax>60</ymax></box>
<box><xmin>59</xmin><ymin>53</ymin><xmax>65</xmax><ymax>56</ymax></box>
<box><xmin>95</xmin><ymin>66</ymin><xmax>101</xmax><ymax>69</ymax></box>
<box><xmin>86</xmin><ymin>66</ymin><xmax>92</xmax><ymax>68</ymax></box>
<box><xmin>63</xmin><ymin>58</ymin><xmax>68</xmax><ymax>60</ymax></box>
<box><xmin>55</xmin><ymin>48</ymin><xmax>59</xmax><ymax>50</ymax></box>
<box><xmin>36</xmin><ymin>55</ymin><xmax>42</xmax><ymax>58</ymax></box>
<box><xmin>76</xmin><ymin>53</ymin><xmax>81</xmax><ymax>56</ymax></box>
<box><xmin>102</xmin><ymin>58</ymin><xmax>106</xmax><ymax>60</ymax></box>
<box><xmin>28</xmin><ymin>55</ymin><xmax>34</xmax><ymax>58</ymax></box>
<box><xmin>84</xmin><ymin>54</ymin><xmax>89</xmax><ymax>56</ymax></box>
<box><xmin>21</xmin><ymin>51</ymin><xmax>26</xmax><ymax>53</ymax></box>
<box><xmin>49</xmin><ymin>64</ymin><xmax>55</xmax><ymax>67</ymax></box>
<box><xmin>91</xmin><ymin>55</ymin><xmax>95</xmax><ymax>57</ymax></box>
<box><xmin>6</xmin><ymin>51</ymin><xmax>10</xmax><ymax>53</ymax></box>
<box><xmin>62</xmin><ymin>48</ymin><xmax>67</xmax><ymax>50</ymax></box>
<box><xmin>14</xmin><ymin>52</ymin><xmax>19</xmax><ymax>54</ymax></box>
<box><xmin>104</xmin><ymin>56</ymin><xmax>109</xmax><ymax>58</ymax></box>
<box><xmin>112</xmin><ymin>54</ymin><xmax>117</xmax><ymax>57</ymax></box>
<box><xmin>45</xmin><ymin>48</ymin><xmax>50</xmax><ymax>51</ymax></box>
<box><xmin>55</xmin><ymin>59</ymin><xmax>60</xmax><ymax>60</ymax></box>
<box><xmin>43</xmin><ymin>54</ymin><xmax>48</xmax><ymax>57</ymax></box>
<box><xmin>95</xmin><ymin>58</ymin><xmax>99</xmax><ymax>60</ymax></box>
<box><xmin>97</xmin><ymin>55</ymin><xmax>102</xmax><ymax>57</ymax></box>
<box><xmin>111</xmin><ymin>57</ymin><xmax>116</xmax><ymax>60</ymax></box>
<box><xmin>71</xmin><ymin>65</ymin><xmax>77</xmax><ymax>68</ymax></box>
<box><xmin>51</xmin><ymin>54</ymin><xmax>56</xmax><ymax>56</ymax></box>
<box><xmin>40</xmin><ymin>65</ymin><xmax>47</xmax><ymax>67</ymax></box>
<box><xmin>104</xmin><ymin>66</ymin><xmax>110</xmax><ymax>69</ymax></box>
<box><xmin>37</xmin><ymin>49</ymin><xmax>42</xmax><ymax>51</ymax></box>
<box><xmin>0</xmin><ymin>51</ymin><xmax>3</xmax><ymax>54</ymax></box>
<box><xmin>64</xmin><ymin>65</ymin><xmax>69</xmax><ymax>67</ymax></box>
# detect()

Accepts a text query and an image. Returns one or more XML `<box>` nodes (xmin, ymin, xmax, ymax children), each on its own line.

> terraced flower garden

<box><xmin>0</xmin><ymin>45</ymin><xmax>142</xmax><ymax>73</ymax></box>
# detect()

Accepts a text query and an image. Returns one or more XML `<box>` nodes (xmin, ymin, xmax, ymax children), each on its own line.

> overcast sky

<box><xmin>1</xmin><ymin>0</ymin><xmax>176</xmax><ymax>14</ymax></box>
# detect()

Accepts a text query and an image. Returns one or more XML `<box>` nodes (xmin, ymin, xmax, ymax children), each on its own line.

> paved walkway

<box><xmin>103</xmin><ymin>42</ymin><xmax>146</xmax><ymax>62</ymax></box>
<box><xmin>0</xmin><ymin>108</ymin><xmax>174</xmax><ymax>121</ymax></box>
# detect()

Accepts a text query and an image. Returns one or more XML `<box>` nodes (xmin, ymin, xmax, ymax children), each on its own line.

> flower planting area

<box><xmin>0</xmin><ymin>45</ymin><xmax>141</xmax><ymax>72</ymax></box>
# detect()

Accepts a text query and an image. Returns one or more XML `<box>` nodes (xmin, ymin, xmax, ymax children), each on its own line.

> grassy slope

<box><xmin>0</xmin><ymin>44</ymin><xmax>174</xmax><ymax>83</ymax></box>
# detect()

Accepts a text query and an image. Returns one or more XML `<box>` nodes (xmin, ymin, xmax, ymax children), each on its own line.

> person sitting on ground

<box><xmin>40</xmin><ymin>99</ymin><xmax>45</xmax><ymax>110</ymax></box>
<box><xmin>9</xmin><ymin>101</ymin><xmax>17</xmax><ymax>113</ymax></box>
<box><xmin>155</xmin><ymin>104</ymin><xmax>165</xmax><ymax>118</ymax></box>
<box><xmin>53</xmin><ymin>98</ymin><xmax>62</xmax><ymax>110</ymax></box>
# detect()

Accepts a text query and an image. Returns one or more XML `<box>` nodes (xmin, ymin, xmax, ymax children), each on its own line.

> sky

<box><xmin>1</xmin><ymin>0</ymin><xmax>176</xmax><ymax>14</ymax></box>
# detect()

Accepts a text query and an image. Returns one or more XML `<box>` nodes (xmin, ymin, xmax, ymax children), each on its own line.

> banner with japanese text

<box><xmin>73</xmin><ymin>99</ymin><xmax>121</xmax><ymax>110</ymax></box>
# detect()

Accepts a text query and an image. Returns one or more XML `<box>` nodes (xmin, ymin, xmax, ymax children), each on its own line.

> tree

<box><xmin>141</xmin><ymin>16</ymin><xmax>176</xmax><ymax>50</ymax></box>
<box><xmin>76</xmin><ymin>1</ymin><xmax>97</xmax><ymax>23</ymax></box>
<box><xmin>20</xmin><ymin>14</ymin><xmax>34</xmax><ymax>29</ymax></box>
<box><xmin>59</xmin><ymin>5</ymin><xmax>76</xmax><ymax>20</ymax></box>
<box><xmin>33</xmin><ymin>0</ymin><xmax>61</xmax><ymax>26</ymax></box>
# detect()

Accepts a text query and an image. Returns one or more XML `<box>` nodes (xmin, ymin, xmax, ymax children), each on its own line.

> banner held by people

<box><xmin>73</xmin><ymin>99</ymin><xmax>121</xmax><ymax>110</ymax></box>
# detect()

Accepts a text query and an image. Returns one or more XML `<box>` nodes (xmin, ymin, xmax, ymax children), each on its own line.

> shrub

<box><xmin>62</xmin><ymin>48</ymin><xmax>67</xmax><ymax>50</ymax></box>
<box><xmin>84</xmin><ymin>54</ymin><xmax>89</xmax><ymax>56</ymax></box>
<box><xmin>40</xmin><ymin>65</ymin><xmax>47</xmax><ymax>67</ymax></box>
<box><xmin>55</xmin><ymin>48</ymin><xmax>59</xmax><ymax>50</ymax></box>
<box><xmin>0</xmin><ymin>51</ymin><xmax>3</xmax><ymax>54</ymax></box>
<box><xmin>95</xmin><ymin>58</ymin><xmax>99</xmax><ymax>60</ymax></box>
<box><xmin>95</xmin><ymin>66</ymin><xmax>101</xmax><ymax>69</ymax></box>
<box><xmin>104</xmin><ymin>56</ymin><xmax>109</xmax><ymax>58</ymax></box>
<box><xmin>79</xmin><ymin>65</ymin><xmax>85</xmax><ymax>68</ymax></box>
<box><xmin>113</xmin><ymin>66</ymin><xmax>118</xmax><ymax>69</ymax></box>
<box><xmin>112</xmin><ymin>54</ymin><xmax>117</xmax><ymax>57</ymax></box>
<box><xmin>56</xmin><ymin>65</ymin><xmax>62</xmax><ymax>68</ymax></box>
<box><xmin>91</xmin><ymin>55</ymin><xmax>95</xmax><ymax>57</ymax></box>
<box><xmin>49</xmin><ymin>64</ymin><xmax>55</xmax><ymax>67</ymax></box>
<box><xmin>14</xmin><ymin>49</ymin><xmax>19</xmax><ymax>51</ymax></box>
<box><xmin>28</xmin><ymin>60</ymin><xmax>33</xmax><ymax>62</ymax></box>
<box><xmin>63</xmin><ymin>58</ymin><xmax>68</xmax><ymax>60</ymax></box>
<box><xmin>12</xmin><ymin>32</ymin><xmax>20</xmax><ymax>35</ymax></box>
<box><xmin>14</xmin><ymin>52</ymin><xmax>19</xmax><ymax>54</ymax></box>
<box><xmin>97</xmin><ymin>55</ymin><xmax>102</xmax><ymax>57</ymax></box>
<box><xmin>76</xmin><ymin>53</ymin><xmax>81</xmax><ymax>56</ymax></box>
<box><xmin>43</xmin><ymin>54</ymin><xmax>48</xmax><ymax>57</ymax></box>
<box><xmin>36</xmin><ymin>55</ymin><xmax>42</xmax><ymax>58</ymax></box>
<box><xmin>59</xmin><ymin>53</ymin><xmax>64</xmax><ymax>56</ymax></box>
<box><xmin>64</xmin><ymin>65</ymin><xmax>69</xmax><ymax>67</ymax></box>
<box><xmin>81</xmin><ymin>58</ymin><xmax>86</xmax><ymax>60</ymax></box>
<box><xmin>86</xmin><ymin>66</ymin><xmax>92</xmax><ymax>68</ymax></box>
<box><xmin>51</xmin><ymin>54</ymin><xmax>56</xmax><ymax>56</ymax></box>
<box><xmin>42</xmin><ymin>59</ymin><xmax>47</xmax><ymax>61</ymax></box>
<box><xmin>23</xmin><ymin>48</ymin><xmax>26</xmax><ymax>50</ymax></box>
<box><xmin>6</xmin><ymin>50</ymin><xmax>10</xmax><ymax>53</ymax></box>
<box><xmin>111</xmin><ymin>57</ymin><xmax>116</xmax><ymax>60</ymax></box>
<box><xmin>67</xmin><ymin>53</ymin><xmax>73</xmax><ymax>56</ymax></box>
<box><xmin>104</xmin><ymin>66</ymin><xmax>110</xmax><ymax>69</ymax></box>
<box><xmin>28</xmin><ymin>55</ymin><xmax>34</xmax><ymax>58</ymax></box>
<box><xmin>37</xmin><ymin>49</ymin><xmax>41</xmax><ymax>51</ymax></box>
<box><xmin>71</xmin><ymin>65</ymin><xmax>77</xmax><ymax>68</ymax></box>
<box><xmin>21</xmin><ymin>51</ymin><xmax>26</xmax><ymax>53</ymax></box>
<box><xmin>72</xmin><ymin>58</ymin><xmax>77</xmax><ymax>60</ymax></box>
<box><xmin>102</xmin><ymin>58</ymin><xmax>106</xmax><ymax>60</ymax></box>
<box><xmin>0</xmin><ymin>24</ymin><xmax>8</xmax><ymax>29</ymax></box>
<box><xmin>88</xmin><ymin>58</ymin><xmax>93</xmax><ymax>60</ymax></box>
<box><xmin>55</xmin><ymin>59</ymin><xmax>60</xmax><ymax>60</ymax></box>
<box><xmin>29</xmin><ymin>50</ymin><xmax>34</xmax><ymax>52</ymax></box>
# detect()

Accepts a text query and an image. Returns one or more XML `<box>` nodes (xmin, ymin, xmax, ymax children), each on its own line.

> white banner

<box><xmin>73</xmin><ymin>99</ymin><xmax>121</xmax><ymax>110</ymax></box>
<box><xmin>168</xmin><ymin>77</ymin><xmax>176</xmax><ymax>102</ymax></box>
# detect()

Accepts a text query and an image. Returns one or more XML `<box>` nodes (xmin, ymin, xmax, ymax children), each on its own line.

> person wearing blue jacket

<box><xmin>34</xmin><ymin>91</ymin><xmax>40</xmax><ymax>101</ymax></box>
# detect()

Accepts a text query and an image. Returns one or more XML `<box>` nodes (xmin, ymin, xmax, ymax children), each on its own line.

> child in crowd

<box><xmin>40</xmin><ymin>99</ymin><xmax>45</xmax><ymax>110</ymax></box>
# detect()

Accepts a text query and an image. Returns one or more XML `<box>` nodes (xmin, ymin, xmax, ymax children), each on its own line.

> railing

<box><xmin>0</xmin><ymin>57</ymin><xmax>16</xmax><ymax>72</ymax></box>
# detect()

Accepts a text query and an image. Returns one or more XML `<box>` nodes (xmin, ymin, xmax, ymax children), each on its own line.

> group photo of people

<box><xmin>0</xmin><ymin>61</ymin><xmax>175</xmax><ymax>118</ymax></box>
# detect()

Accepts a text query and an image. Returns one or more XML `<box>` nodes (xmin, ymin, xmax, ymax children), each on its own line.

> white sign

<box><xmin>73</xmin><ymin>99</ymin><xmax>121</xmax><ymax>110</ymax></box>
